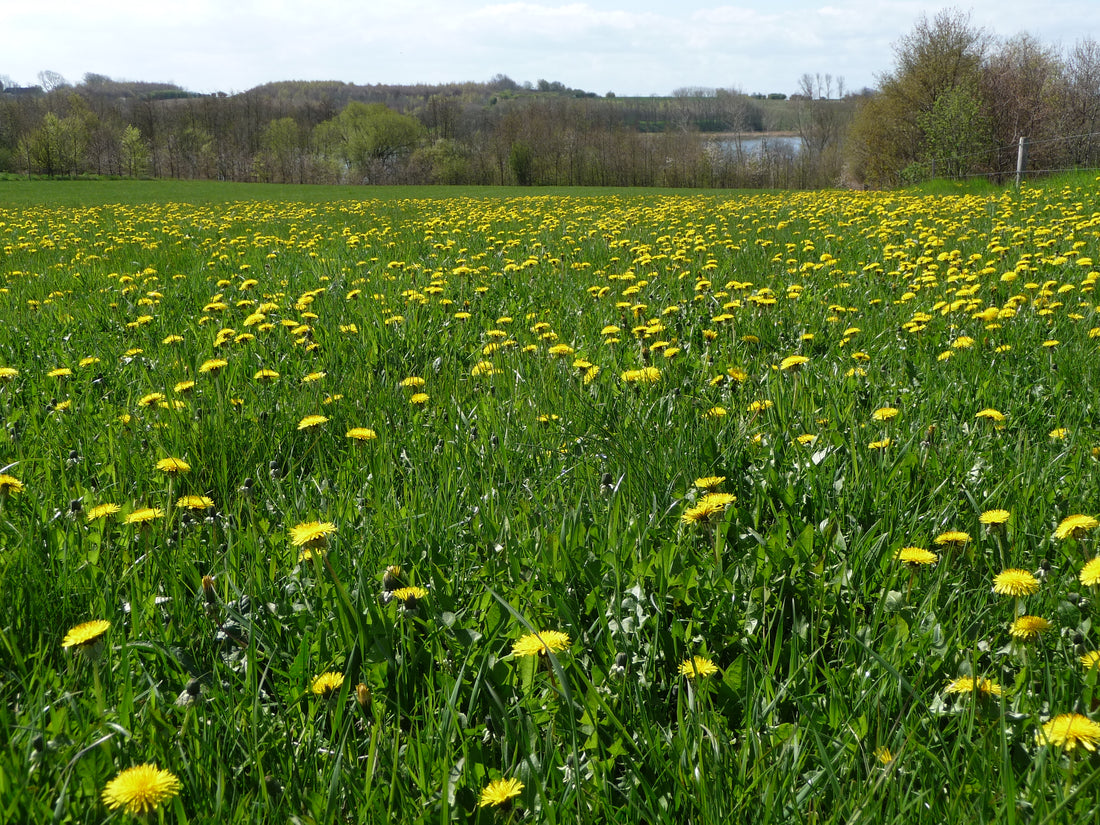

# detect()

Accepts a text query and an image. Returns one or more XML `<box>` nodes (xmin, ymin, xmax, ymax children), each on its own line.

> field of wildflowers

<box><xmin>3</xmin><ymin>178</ymin><xmax>1100</xmax><ymax>822</ymax></box>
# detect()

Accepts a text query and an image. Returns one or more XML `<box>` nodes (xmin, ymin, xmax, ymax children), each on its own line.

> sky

<box><xmin>3</xmin><ymin>1</ymin><xmax>1095</xmax><ymax>97</ymax></box>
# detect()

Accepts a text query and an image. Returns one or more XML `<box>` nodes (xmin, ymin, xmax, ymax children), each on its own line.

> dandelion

<box><xmin>512</xmin><ymin>630</ymin><xmax>571</xmax><ymax>658</ymax></box>
<box><xmin>478</xmin><ymin>777</ymin><xmax>524</xmax><ymax>809</ymax></box>
<box><xmin>679</xmin><ymin>656</ymin><xmax>719</xmax><ymax>679</ymax></box>
<box><xmin>895</xmin><ymin>547</ymin><xmax>937</xmax><ymax>566</ymax></box>
<box><xmin>747</xmin><ymin>399</ymin><xmax>773</xmax><ymax>413</ymax></box>
<box><xmin>868</xmin><ymin>438</ymin><xmax>891</xmax><ymax>450</ymax></box>
<box><xmin>198</xmin><ymin>358</ymin><xmax>228</xmax><ymax>374</ymax></box>
<box><xmin>703</xmin><ymin>406</ymin><xmax>727</xmax><ymax>419</ymax></box>
<box><xmin>694</xmin><ymin>476</ymin><xmax>726</xmax><ymax>490</ymax></box>
<box><xmin>138</xmin><ymin>392</ymin><xmax>166</xmax><ymax>407</ymax></box>
<box><xmin>621</xmin><ymin>367</ymin><xmax>661</xmax><ymax>384</ymax></box>
<box><xmin>310</xmin><ymin>671</ymin><xmax>345</xmax><ymax>698</ymax></box>
<box><xmin>1081</xmin><ymin>650</ymin><xmax>1100</xmax><ymax>671</ymax></box>
<box><xmin>155</xmin><ymin>457</ymin><xmax>190</xmax><ymax>475</ymax></box>
<box><xmin>409</xmin><ymin>392</ymin><xmax>429</xmax><ymax>406</ymax></box>
<box><xmin>298</xmin><ymin>414</ymin><xmax>328</xmax><ymax>430</ymax></box>
<box><xmin>992</xmin><ymin>569</ymin><xmax>1039</xmax><ymax>597</ymax></box>
<box><xmin>0</xmin><ymin>474</ymin><xmax>24</xmax><ymax>495</ymax></box>
<box><xmin>400</xmin><ymin>376</ymin><xmax>426</xmax><ymax>389</ymax></box>
<box><xmin>85</xmin><ymin>503</ymin><xmax>120</xmax><ymax>522</ymax></box>
<box><xmin>346</xmin><ymin>427</ymin><xmax>377</xmax><ymax>441</ymax></box>
<box><xmin>944</xmin><ymin>676</ymin><xmax>1004</xmax><ymax>697</ymax></box>
<box><xmin>125</xmin><ymin>507</ymin><xmax>164</xmax><ymax>526</ymax></box>
<box><xmin>62</xmin><ymin>619</ymin><xmax>110</xmax><ymax>654</ymax></box>
<box><xmin>391</xmin><ymin>586</ymin><xmax>428</xmax><ymax>608</ymax></box>
<box><xmin>290</xmin><ymin>521</ymin><xmax>336</xmax><ymax>553</ymax></box>
<box><xmin>1054</xmin><ymin>514</ymin><xmax>1099</xmax><ymax>540</ymax></box>
<box><xmin>980</xmin><ymin>509</ymin><xmax>1010</xmax><ymax>527</ymax></box>
<box><xmin>779</xmin><ymin>355</ymin><xmax>809</xmax><ymax>372</ymax></box>
<box><xmin>874</xmin><ymin>746</ymin><xmax>894</xmax><ymax>765</ymax></box>
<box><xmin>0</xmin><ymin>367</ymin><xmax>18</xmax><ymax>381</ymax></box>
<box><xmin>101</xmin><ymin>763</ymin><xmax>182</xmax><ymax>815</ymax></box>
<box><xmin>48</xmin><ymin>367</ymin><xmax>72</xmax><ymax>378</ymax></box>
<box><xmin>176</xmin><ymin>495</ymin><xmax>214</xmax><ymax>511</ymax></box>
<box><xmin>1009</xmin><ymin>615</ymin><xmax>1051</xmax><ymax>640</ymax></box>
<box><xmin>302</xmin><ymin>371</ymin><xmax>326</xmax><ymax>383</ymax></box>
<box><xmin>1050</xmin><ymin>427</ymin><xmax>1069</xmax><ymax>440</ymax></box>
<box><xmin>872</xmin><ymin>407</ymin><xmax>899</xmax><ymax>422</ymax></box>
<box><xmin>975</xmin><ymin>408</ymin><xmax>1006</xmax><ymax>426</ymax></box>
<box><xmin>1037</xmin><ymin>714</ymin><xmax>1100</xmax><ymax>752</ymax></box>
<box><xmin>934</xmin><ymin>531</ymin><xmax>971</xmax><ymax>548</ymax></box>
<box><xmin>682</xmin><ymin>493</ymin><xmax>736</xmax><ymax>525</ymax></box>
<box><xmin>254</xmin><ymin>369</ymin><xmax>280</xmax><ymax>382</ymax></box>
<box><xmin>1079</xmin><ymin>557</ymin><xmax>1100</xmax><ymax>587</ymax></box>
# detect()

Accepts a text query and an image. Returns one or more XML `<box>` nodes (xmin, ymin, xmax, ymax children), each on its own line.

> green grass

<box><xmin>2</xmin><ymin>181</ymin><xmax>1100</xmax><ymax>823</ymax></box>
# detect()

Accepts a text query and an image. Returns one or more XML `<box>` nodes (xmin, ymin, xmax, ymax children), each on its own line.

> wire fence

<box><xmin>915</xmin><ymin>128</ymin><xmax>1100</xmax><ymax>184</ymax></box>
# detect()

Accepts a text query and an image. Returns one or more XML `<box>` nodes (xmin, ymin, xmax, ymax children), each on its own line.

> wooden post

<box><xmin>1015</xmin><ymin>136</ymin><xmax>1028</xmax><ymax>188</ymax></box>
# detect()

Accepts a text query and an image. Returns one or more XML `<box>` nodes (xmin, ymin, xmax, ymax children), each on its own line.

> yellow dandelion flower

<box><xmin>1037</xmin><ymin>713</ymin><xmax>1100</xmax><ymax>751</ymax></box>
<box><xmin>679</xmin><ymin>655</ymin><xmax>719</xmax><ymax>678</ymax></box>
<box><xmin>0</xmin><ymin>474</ymin><xmax>24</xmax><ymax>494</ymax></box>
<box><xmin>872</xmin><ymin>407</ymin><xmax>899</xmax><ymax>422</ymax></box>
<box><xmin>409</xmin><ymin>392</ymin><xmax>429</xmax><ymax>406</ymax></box>
<box><xmin>125</xmin><ymin>507</ymin><xmax>164</xmax><ymax>525</ymax></box>
<box><xmin>138</xmin><ymin>392</ymin><xmax>166</xmax><ymax>407</ymax></box>
<box><xmin>400</xmin><ymin>376</ymin><xmax>426</xmax><ymax>389</ymax></box>
<box><xmin>895</xmin><ymin>547</ymin><xmax>937</xmax><ymax>566</ymax></box>
<box><xmin>934</xmin><ymin>531</ymin><xmax>971</xmax><ymax>547</ymax></box>
<box><xmin>155</xmin><ymin>457</ymin><xmax>190</xmax><ymax>474</ymax></box>
<box><xmin>85</xmin><ymin>503</ymin><xmax>120</xmax><ymax>522</ymax></box>
<box><xmin>0</xmin><ymin>367</ymin><xmax>19</xmax><ymax>381</ymax></box>
<box><xmin>512</xmin><ymin>630</ymin><xmax>571</xmax><ymax>658</ymax></box>
<box><xmin>478</xmin><ymin>777</ymin><xmax>524</xmax><ymax>809</ymax></box>
<box><xmin>391</xmin><ymin>586</ymin><xmax>428</xmax><ymax>605</ymax></box>
<box><xmin>302</xmin><ymin>371</ymin><xmax>326</xmax><ymax>383</ymax></box>
<box><xmin>254</xmin><ymin>369</ymin><xmax>280</xmax><ymax>382</ymax></box>
<box><xmin>298</xmin><ymin>414</ymin><xmax>328</xmax><ymax>430</ymax></box>
<box><xmin>1080</xmin><ymin>650</ymin><xmax>1100</xmax><ymax>670</ymax></box>
<box><xmin>289</xmin><ymin>520</ymin><xmax>336</xmax><ymax>549</ymax></box>
<box><xmin>62</xmin><ymin>619</ymin><xmax>111</xmax><ymax>650</ymax></box>
<box><xmin>694</xmin><ymin>476</ymin><xmax>726</xmax><ymax>490</ymax></box>
<box><xmin>1054</xmin><ymin>514</ymin><xmax>1099</xmax><ymax>540</ymax></box>
<box><xmin>198</xmin><ymin>358</ymin><xmax>228</xmax><ymax>374</ymax></box>
<box><xmin>101</xmin><ymin>764</ymin><xmax>181</xmax><ymax>815</ymax></box>
<box><xmin>176</xmin><ymin>495</ymin><xmax>214</xmax><ymax>510</ymax></box>
<box><xmin>1080</xmin><ymin>557</ymin><xmax>1100</xmax><ymax>587</ymax></box>
<box><xmin>621</xmin><ymin>367</ymin><xmax>661</xmax><ymax>384</ymax></box>
<box><xmin>1009</xmin><ymin>615</ymin><xmax>1051</xmax><ymax>640</ymax></box>
<box><xmin>944</xmin><ymin>676</ymin><xmax>1004</xmax><ymax>697</ymax></box>
<box><xmin>779</xmin><ymin>355</ymin><xmax>809</xmax><ymax>372</ymax></box>
<box><xmin>310</xmin><ymin>671</ymin><xmax>345</xmax><ymax>698</ymax></box>
<box><xmin>346</xmin><ymin>427</ymin><xmax>377</xmax><ymax>441</ymax></box>
<box><xmin>980</xmin><ymin>509</ymin><xmax>1010</xmax><ymax>526</ymax></box>
<box><xmin>992</xmin><ymin>568</ymin><xmax>1039</xmax><ymax>597</ymax></box>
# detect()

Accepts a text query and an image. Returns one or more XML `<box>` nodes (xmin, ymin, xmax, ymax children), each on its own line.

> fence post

<box><xmin>1015</xmin><ymin>136</ymin><xmax>1028</xmax><ymax>188</ymax></box>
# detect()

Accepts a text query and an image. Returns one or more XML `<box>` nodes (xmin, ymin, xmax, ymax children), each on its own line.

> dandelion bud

<box><xmin>355</xmin><ymin>683</ymin><xmax>372</xmax><ymax>712</ymax></box>
<box><xmin>383</xmin><ymin>565</ymin><xmax>403</xmax><ymax>591</ymax></box>
<box><xmin>201</xmin><ymin>575</ymin><xmax>217</xmax><ymax>605</ymax></box>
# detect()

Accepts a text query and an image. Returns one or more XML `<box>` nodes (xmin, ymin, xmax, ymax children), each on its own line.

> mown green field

<box><xmin>3</xmin><ymin>177</ymin><xmax>1100</xmax><ymax>823</ymax></box>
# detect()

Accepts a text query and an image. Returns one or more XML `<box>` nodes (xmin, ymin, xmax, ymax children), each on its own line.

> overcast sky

<box><xmin>4</xmin><ymin>1</ymin><xmax>1094</xmax><ymax>97</ymax></box>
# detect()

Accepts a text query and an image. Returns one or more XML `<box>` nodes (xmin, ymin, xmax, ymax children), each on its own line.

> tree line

<box><xmin>0</xmin><ymin>71</ymin><xmax>849</xmax><ymax>189</ymax></box>
<box><xmin>4</xmin><ymin>9</ymin><xmax>1096</xmax><ymax>190</ymax></box>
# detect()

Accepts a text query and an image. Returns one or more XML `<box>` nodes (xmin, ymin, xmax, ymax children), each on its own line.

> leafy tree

<box><xmin>314</xmin><ymin>102</ymin><xmax>423</xmax><ymax>182</ymax></box>
<box><xmin>917</xmin><ymin>84</ymin><xmax>990</xmax><ymax>178</ymax></box>
<box><xmin>509</xmin><ymin>141</ymin><xmax>533</xmax><ymax>185</ymax></box>
<box><xmin>848</xmin><ymin>8</ymin><xmax>989</xmax><ymax>186</ymax></box>
<box><xmin>120</xmin><ymin>124</ymin><xmax>149</xmax><ymax>178</ymax></box>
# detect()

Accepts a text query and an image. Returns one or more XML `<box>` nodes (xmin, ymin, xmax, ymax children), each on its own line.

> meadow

<box><xmin>2</xmin><ymin>176</ymin><xmax>1100</xmax><ymax>823</ymax></box>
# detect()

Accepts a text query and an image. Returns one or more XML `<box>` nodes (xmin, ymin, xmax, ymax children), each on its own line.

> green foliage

<box><xmin>917</xmin><ymin>85</ymin><xmax>991</xmax><ymax>179</ymax></box>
